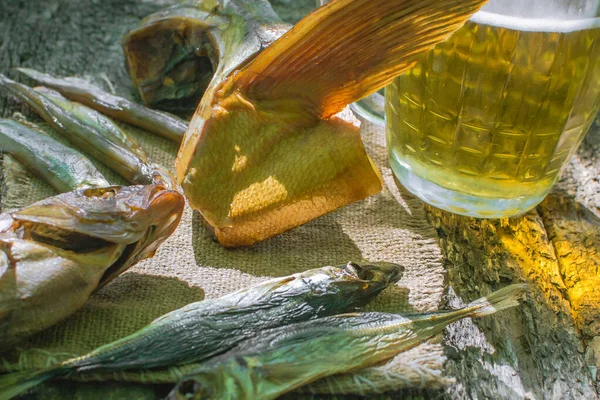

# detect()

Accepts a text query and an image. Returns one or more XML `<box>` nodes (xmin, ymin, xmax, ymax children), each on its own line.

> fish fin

<box><xmin>465</xmin><ymin>283</ymin><xmax>529</xmax><ymax>318</ymax></box>
<box><xmin>232</xmin><ymin>0</ymin><xmax>488</xmax><ymax>118</ymax></box>
<box><xmin>0</xmin><ymin>369</ymin><xmax>61</xmax><ymax>400</ymax></box>
<box><xmin>408</xmin><ymin>284</ymin><xmax>528</xmax><ymax>332</ymax></box>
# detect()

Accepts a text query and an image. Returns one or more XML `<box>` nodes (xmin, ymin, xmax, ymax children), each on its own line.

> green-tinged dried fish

<box><xmin>15</xmin><ymin>68</ymin><xmax>188</xmax><ymax>142</ymax></box>
<box><xmin>0</xmin><ymin>183</ymin><xmax>184</xmax><ymax>349</ymax></box>
<box><xmin>0</xmin><ymin>74</ymin><xmax>171</xmax><ymax>186</ymax></box>
<box><xmin>0</xmin><ymin>262</ymin><xmax>402</xmax><ymax>399</ymax></box>
<box><xmin>0</xmin><ymin>118</ymin><xmax>109</xmax><ymax>192</ymax></box>
<box><xmin>167</xmin><ymin>284</ymin><xmax>527</xmax><ymax>400</ymax></box>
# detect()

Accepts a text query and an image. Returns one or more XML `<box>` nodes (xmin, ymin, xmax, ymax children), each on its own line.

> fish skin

<box><xmin>15</xmin><ymin>68</ymin><xmax>189</xmax><ymax>143</ymax></box>
<box><xmin>167</xmin><ymin>284</ymin><xmax>528</xmax><ymax>400</ymax></box>
<box><xmin>0</xmin><ymin>183</ymin><xmax>184</xmax><ymax>347</ymax></box>
<box><xmin>0</xmin><ymin>262</ymin><xmax>401</xmax><ymax>399</ymax></box>
<box><xmin>0</xmin><ymin>118</ymin><xmax>109</xmax><ymax>192</ymax></box>
<box><xmin>0</xmin><ymin>74</ymin><xmax>172</xmax><ymax>186</ymax></box>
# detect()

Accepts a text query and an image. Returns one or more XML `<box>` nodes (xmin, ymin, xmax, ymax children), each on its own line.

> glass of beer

<box><xmin>386</xmin><ymin>0</ymin><xmax>600</xmax><ymax>218</ymax></box>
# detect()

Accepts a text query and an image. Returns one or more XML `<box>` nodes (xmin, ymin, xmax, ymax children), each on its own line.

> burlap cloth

<box><xmin>0</xmin><ymin>112</ymin><xmax>451</xmax><ymax>397</ymax></box>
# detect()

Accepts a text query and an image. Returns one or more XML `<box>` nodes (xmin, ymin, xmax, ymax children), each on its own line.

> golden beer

<box><xmin>386</xmin><ymin>9</ymin><xmax>600</xmax><ymax>217</ymax></box>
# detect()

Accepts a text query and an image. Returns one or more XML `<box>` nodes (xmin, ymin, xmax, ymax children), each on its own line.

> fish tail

<box><xmin>410</xmin><ymin>284</ymin><xmax>528</xmax><ymax>331</ymax></box>
<box><xmin>233</xmin><ymin>0</ymin><xmax>490</xmax><ymax>118</ymax></box>
<box><xmin>0</xmin><ymin>368</ymin><xmax>65</xmax><ymax>400</ymax></box>
<box><xmin>463</xmin><ymin>283</ymin><xmax>529</xmax><ymax>318</ymax></box>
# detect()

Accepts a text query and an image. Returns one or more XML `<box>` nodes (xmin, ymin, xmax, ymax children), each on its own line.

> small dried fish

<box><xmin>167</xmin><ymin>284</ymin><xmax>527</xmax><ymax>400</ymax></box>
<box><xmin>15</xmin><ymin>68</ymin><xmax>188</xmax><ymax>142</ymax></box>
<box><xmin>0</xmin><ymin>118</ymin><xmax>109</xmax><ymax>192</ymax></box>
<box><xmin>0</xmin><ymin>74</ymin><xmax>171</xmax><ymax>186</ymax></box>
<box><xmin>0</xmin><ymin>262</ymin><xmax>402</xmax><ymax>399</ymax></box>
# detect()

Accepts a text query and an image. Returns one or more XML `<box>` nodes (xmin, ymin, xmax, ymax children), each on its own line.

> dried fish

<box><xmin>0</xmin><ymin>262</ymin><xmax>402</xmax><ymax>399</ymax></box>
<box><xmin>167</xmin><ymin>284</ymin><xmax>527</xmax><ymax>400</ymax></box>
<box><xmin>15</xmin><ymin>68</ymin><xmax>188</xmax><ymax>142</ymax></box>
<box><xmin>124</xmin><ymin>0</ymin><xmax>489</xmax><ymax>247</ymax></box>
<box><xmin>122</xmin><ymin>1</ymin><xmax>229</xmax><ymax>110</ymax></box>
<box><xmin>0</xmin><ymin>74</ymin><xmax>171</xmax><ymax>186</ymax></box>
<box><xmin>0</xmin><ymin>118</ymin><xmax>109</xmax><ymax>192</ymax></box>
<box><xmin>0</xmin><ymin>183</ymin><xmax>184</xmax><ymax>347</ymax></box>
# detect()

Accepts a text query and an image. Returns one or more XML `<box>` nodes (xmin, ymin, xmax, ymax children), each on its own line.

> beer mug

<box><xmin>386</xmin><ymin>0</ymin><xmax>600</xmax><ymax>217</ymax></box>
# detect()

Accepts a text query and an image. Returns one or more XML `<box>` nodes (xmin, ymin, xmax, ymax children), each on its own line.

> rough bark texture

<box><xmin>425</xmin><ymin>125</ymin><xmax>600</xmax><ymax>399</ymax></box>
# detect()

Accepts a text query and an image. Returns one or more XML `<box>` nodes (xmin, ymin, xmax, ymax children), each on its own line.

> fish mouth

<box><xmin>344</xmin><ymin>261</ymin><xmax>403</xmax><ymax>284</ymax></box>
<box><xmin>122</xmin><ymin>10</ymin><xmax>216</xmax><ymax>111</ymax></box>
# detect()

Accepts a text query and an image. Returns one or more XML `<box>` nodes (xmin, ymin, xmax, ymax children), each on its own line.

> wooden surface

<box><xmin>1</xmin><ymin>1</ymin><xmax>599</xmax><ymax>399</ymax></box>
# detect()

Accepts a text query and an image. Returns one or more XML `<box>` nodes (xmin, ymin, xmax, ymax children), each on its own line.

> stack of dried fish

<box><xmin>0</xmin><ymin>276</ymin><xmax>528</xmax><ymax>399</ymax></box>
<box><xmin>0</xmin><ymin>75</ymin><xmax>186</xmax><ymax>346</ymax></box>
<box><xmin>0</xmin><ymin>74</ymin><xmax>174</xmax><ymax>186</ymax></box>
<box><xmin>0</xmin><ymin>262</ymin><xmax>404</xmax><ymax>398</ymax></box>
<box><xmin>168</xmin><ymin>284</ymin><xmax>528</xmax><ymax>400</ymax></box>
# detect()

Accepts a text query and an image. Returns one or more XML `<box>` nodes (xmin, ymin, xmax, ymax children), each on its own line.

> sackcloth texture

<box><xmin>0</xmin><ymin>115</ymin><xmax>451</xmax><ymax>397</ymax></box>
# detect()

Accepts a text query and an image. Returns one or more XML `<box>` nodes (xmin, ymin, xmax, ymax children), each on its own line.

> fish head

<box><xmin>0</xmin><ymin>184</ymin><xmax>184</xmax><ymax>343</ymax></box>
<box><xmin>9</xmin><ymin>183</ymin><xmax>185</xmax><ymax>287</ymax></box>
<box><xmin>328</xmin><ymin>261</ymin><xmax>404</xmax><ymax>306</ymax></box>
<box><xmin>122</xmin><ymin>3</ymin><xmax>222</xmax><ymax>112</ymax></box>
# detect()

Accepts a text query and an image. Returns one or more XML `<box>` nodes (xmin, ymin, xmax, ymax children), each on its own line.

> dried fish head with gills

<box><xmin>0</xmin><ymin>183</ymin><xmax>184</xmax><ymax>345</ymax></box>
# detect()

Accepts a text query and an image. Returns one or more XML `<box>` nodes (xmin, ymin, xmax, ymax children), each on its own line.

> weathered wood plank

<box><xmin>426</xmin><ymin>197</ymin><xmax>599</xmax><ymax>399</ymax></box>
